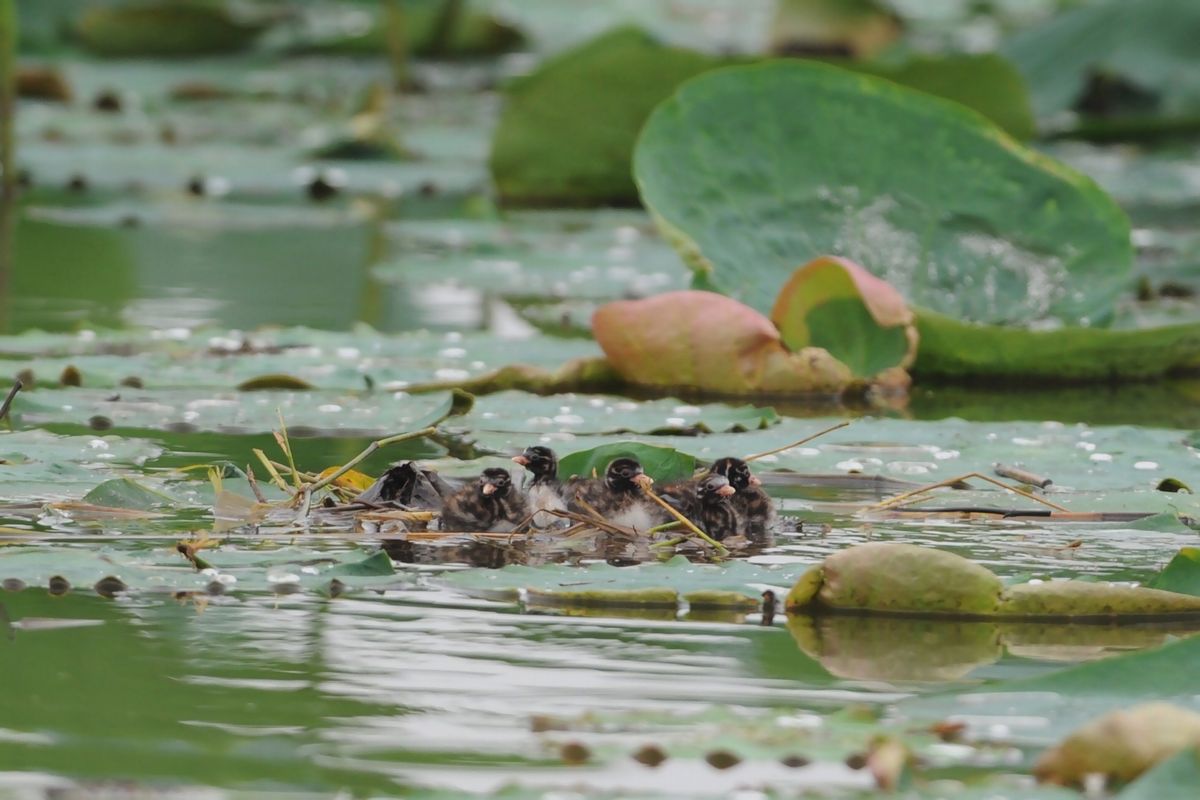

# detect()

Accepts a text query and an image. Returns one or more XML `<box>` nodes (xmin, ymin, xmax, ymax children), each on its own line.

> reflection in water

<box><xmin>4</xmin><ymin>573</ymin><xmax>1192</xmax><ymax>796</ymax></box>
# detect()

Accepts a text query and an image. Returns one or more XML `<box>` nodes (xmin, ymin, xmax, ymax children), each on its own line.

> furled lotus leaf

<box><xmin>817</xmin><ymin>542</ymin><xmax>1004</xmax><ymax>615</ymax></box>
<box><xmin>787</xmin><ymin>615</ymin><xmax>1002</xmax><ymax>681</ymax></box>
<box><xmin>999</xmin><ymin>580</ymin><xmax>1200</xmax><ymax>619</ymax></box>
<box><xmin>592</xmin><ymin>290</ymin><xmax>859</xmax><ymax>396</ymax></box>
<box><xmin>771</xmin><ymin>256</ymin><xmax>918</xmax><ymax>377</ymax></box>
<box><xmin>1147</xmin><ymin>546</ymin><xmax>1200</xmax><ymax>596</ymax></box>
<box><xmin>784</xmin><ymin>564</ymin><xmax>824</xmax><ymax>610</ymax></box>
<box><xmin>1034</xmin><ymin>703</ymin><xmax>1200</xmax><ymax>786</ymax></box>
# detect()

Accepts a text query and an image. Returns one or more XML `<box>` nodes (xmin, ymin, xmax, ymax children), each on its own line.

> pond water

<box><xmin>5</xmin><ymin>10</ymin><xmax>1200</xmax><ymax>799</ymax></box>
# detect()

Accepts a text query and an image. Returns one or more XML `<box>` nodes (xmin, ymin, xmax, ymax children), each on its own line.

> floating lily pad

<box><xmin>81</xmin><ymin>478</ymin><xmax>177</xmax><ymax>511</ymax></box>
<box><xmin>439</xmin><ymin>554</ymin><xmax>807</xmax><ymax>609</ymax></box>
<box><xmin>556</xmin><ymin>442</ymin><xmax>696</xmax><ymax>483</ymax></box>
<box><xmin>462</xmin><ymin>390</ymin><xmax>778</xmax><ymax>435</ymax></box>
<box><xmin>15</xmin><ymin>388</ymin><xmax>461</xmax><ymax>437</ymax></box>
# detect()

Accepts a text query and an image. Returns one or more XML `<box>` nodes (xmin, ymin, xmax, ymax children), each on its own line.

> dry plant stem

<box><xmin>269</xmin><ymin>459</ymin><xmax>317</xmax><ymax>483</ymax></box>
<box><xmin>870</xmin><ymin>471</ymin><xmax>1070</xmax><ymax>513</ymax></box>
<box><xmin>253</xmin><ymin>448</ymin><xmax>290</xmax><ymax>492</ymax></box>
<box><xmin>305</xmin><ymin>426</ymin><xmax>438</xmax><ymax>495</ymax></box>
<box><xmin>293</xmin><ymin>488</ymin><xmax>312</xmax><ymax>523</ymax></box>
<box><xmin>245</xmin><ymin>465</ymin><xmax>268</xmax><ymax>504</ymax></box>
<box><xmin>640</xmin><ymin>486</ymin><xmax>730</xmax><ymax>553</ymax></box>
<box><xmin>744</xmin><ymin>420</ymin><xmax>851</xmax><ymax>462</ymax></box>
<box><xmin>275</xmin><ymin>410</ymin><xmax>301</xmax><ymax>490</ymax></box>
<box><xmin>548</xmin><ymin>507</ymin><xmax>632</xmax><ymax>537</ymax></box>
<box><xmin>651</xmin><ymin>536</ymin><xmax>688</xmax><ymax>549</ymax></box>
<box><xmin>994</xmin><ymin>463</ymin><xmax>1053</xmax><ymax>489</ymax></box>
<box><xmin>0</xmin><ymin>378</ymin><xmax>21</xmax><ymax>423</ymax></box>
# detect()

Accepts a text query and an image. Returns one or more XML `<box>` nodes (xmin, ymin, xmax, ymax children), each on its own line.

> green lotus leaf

<box><xmin>999</xmin><ymin>581</ymin><xmax>1200</xmax><ymax>619</ymax></box>
<box><xmin>816</xmin><ymin>542</ymin><xmax>1004</xmax><ymax>615</ymax></box>
<box><xmin>75</xmin><ymin>4</ymin><xmax>265</xmax><ymax>57</ymax></box>
<box><xmin>634</xmin><ymin>61</ymin><xmax>1145</xmax><ymax>380</ymax></box>
<box><xmin>490</xmin><ymin>27</ymin><xmax>722</xmax><ymax>206</ymax></box>
<box><xmin>771</xmin><ymin>256</ymin><xmax>917</xmax><ymax>378</ymax></box>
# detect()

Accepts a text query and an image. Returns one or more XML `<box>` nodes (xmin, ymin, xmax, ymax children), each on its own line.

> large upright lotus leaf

<box><xmin>1002</xmin><ymin>0</ymin><xmax>1200</xmax><ymax>123</ymax></box>
<box><xmin>289</xmin><ymin>3</ymin><xmax>524</xmax><ymax>58</ymax></box>
<box><xmin>771</xmin><ymin>256</ymin><xmax>917</xmax><ymax>377</ymax></box>
<box><xmin>634</xmin><ymin>61</ymin><xmax>1132</xmax><ymax>328</ymax></box>
<box><xmin>592</xmin><ymin>290</ymin><xmax>859</xmax><ymax>396</ymax></box>
<box><xmin>1147</xmin><ymin>548</ymin><xmax>1200</xmax><ymax>597</ymax></box>
<box><xmin>861</xmin><ymin>54</ymin><xmax>1036</xmax><ymax>141</ymax></box>
<box><xmin>490</xmin><ymin>27</ymin><xmax>722</xmax><ymax>206</ymax></box>
<box><xmin>74</xmin><ymin>4</ymin><xmax>265</xmax><ymax>57</ymax></box>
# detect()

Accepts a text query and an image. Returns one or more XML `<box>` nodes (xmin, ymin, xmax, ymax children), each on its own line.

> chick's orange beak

<box><xmin>717</xmin><ymin>484</ymin><xmax>736</xmax><ymax>497</ymax></box>
<box><xmin>481</xmin><ymin>482</ymin><xmax>497</xmax><ymax>495</ymax></box>
<box><xmin>749</xmin><ymin>475</ymin><xmax>762</xmax><ymax>487</ymax></box>
<box><xmin>632</xmin><ymin>473</ymin><xmax>654</xmax><ymax>490</ymax></box>
<box><xmin>511</xmin><ymin>455</ymin><xmax>530</xmax><ymax>466</ymax></box>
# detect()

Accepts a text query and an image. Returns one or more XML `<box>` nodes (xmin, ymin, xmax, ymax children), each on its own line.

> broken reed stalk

<box><xmin>640</xmin><ymin>486</ymin><xmax>729</xmax><ymax>554</ymax></box>
<box><xmin>305</xmin><ymin>426</ymin><xmax>437</xmax><ymax>495</ymax></box>
<box><xmin>548</xmin><ymin>506</ymin><xmax>632</xmax><ymax>537</ymax></box>
<box><xmin>274</xmin><ymin>410</ymin><xmax>301</xmax><ymax>490</ymax></box>
<box><xmin>269</xmin><ymin>459</ymin><xmax>317</xmax><ymax>483</ymax></box>
<box><xmin>0</xmin><ymin>378</ymin><xmax>21</xmax><ymax>424</ymax></box>
<box><xmin>0</xmin><ymin>0</ymin><xmax>15</xmax><ymax>329</ymax></box>
<box><xmin>743</xmin><ymin>420</ymin><xmax>851</xmax><ymax>462</ymax></box>
<box><xmin>993</xmin><ymin>463</ymin><xmax>1053</xmax><ymax>489</ymax></box>
<box><xmin>253</xmin><ymin>448</ymin><xmax>289</xmax><ymax>492</ymax></box>
<box><xmin>870</xmin><ymin>471</ymin><xmax>1070</xmax><ymax>513</ymax></box>
<box><xmin>245</xmin><ymin>465</ymin><xmax>267</xmax><ymax>503</ymax></box>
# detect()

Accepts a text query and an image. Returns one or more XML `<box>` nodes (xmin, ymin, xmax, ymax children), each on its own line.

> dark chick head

<box><xmin>479</xmin><ymin>467</ymin><xmax>513</xmax><ymax>498</ymax></box>
<box><xmin>605</xmin><ymin>458</ymin><xmax>653</xmax><ymax>492</ymax></box>
<box><xmin>512</xmin><ymin>446</ymin><xmax>558</xmax><ymax>480</ymax></box>
<box><xmin>697</xmin><ymin>473</ymin><xmax>736</xmax><ymax>505</ymax></box>
<box><xmin>709</xmin><ymin>457</ymin><xmax>760</xmax><ymax>491</ymax></box>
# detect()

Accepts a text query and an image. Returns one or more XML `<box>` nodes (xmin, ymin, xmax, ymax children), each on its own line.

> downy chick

<box><xmin>691</xmin><ymin>473</ymin><xmax>742</xmax><ymax>541</ymax></box>
<box><xmin>566</xmin><ymin>457</ymin><xmax>662</xmax><ymax>532</ymax></box>
<box><xmin>439</xmin><ymin>467</ymin><xmax>529</xmax><ymax>532</ymax></box>
<box><xmin>512</xmin><ymin>445</ymin><xmax>567</xmax><ymax>528</ymax></box>
<box><xmin>709</xmin><ymin>456</ymin><xmax>775</xmax><ymax>534</ymax></box>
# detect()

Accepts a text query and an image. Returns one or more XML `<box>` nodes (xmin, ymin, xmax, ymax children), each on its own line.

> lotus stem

<box><xmin>744</xmin><ymin>420</ymin><xmax>851</xmax><ymax>462</ymax></box>
<box><xmin>304</xmin><ymin>426</ymin><xmax>437</xmax><ymax>495</ymax></box>
<box><xmin>640</xmin><ymin>486</ymin><xmax>729</xmax><ymax>554</ymax></box>
<box><xmin>870</xmin><ymin>471</ymin><xmax>1069</xmax><ymax>513</ymax></box>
